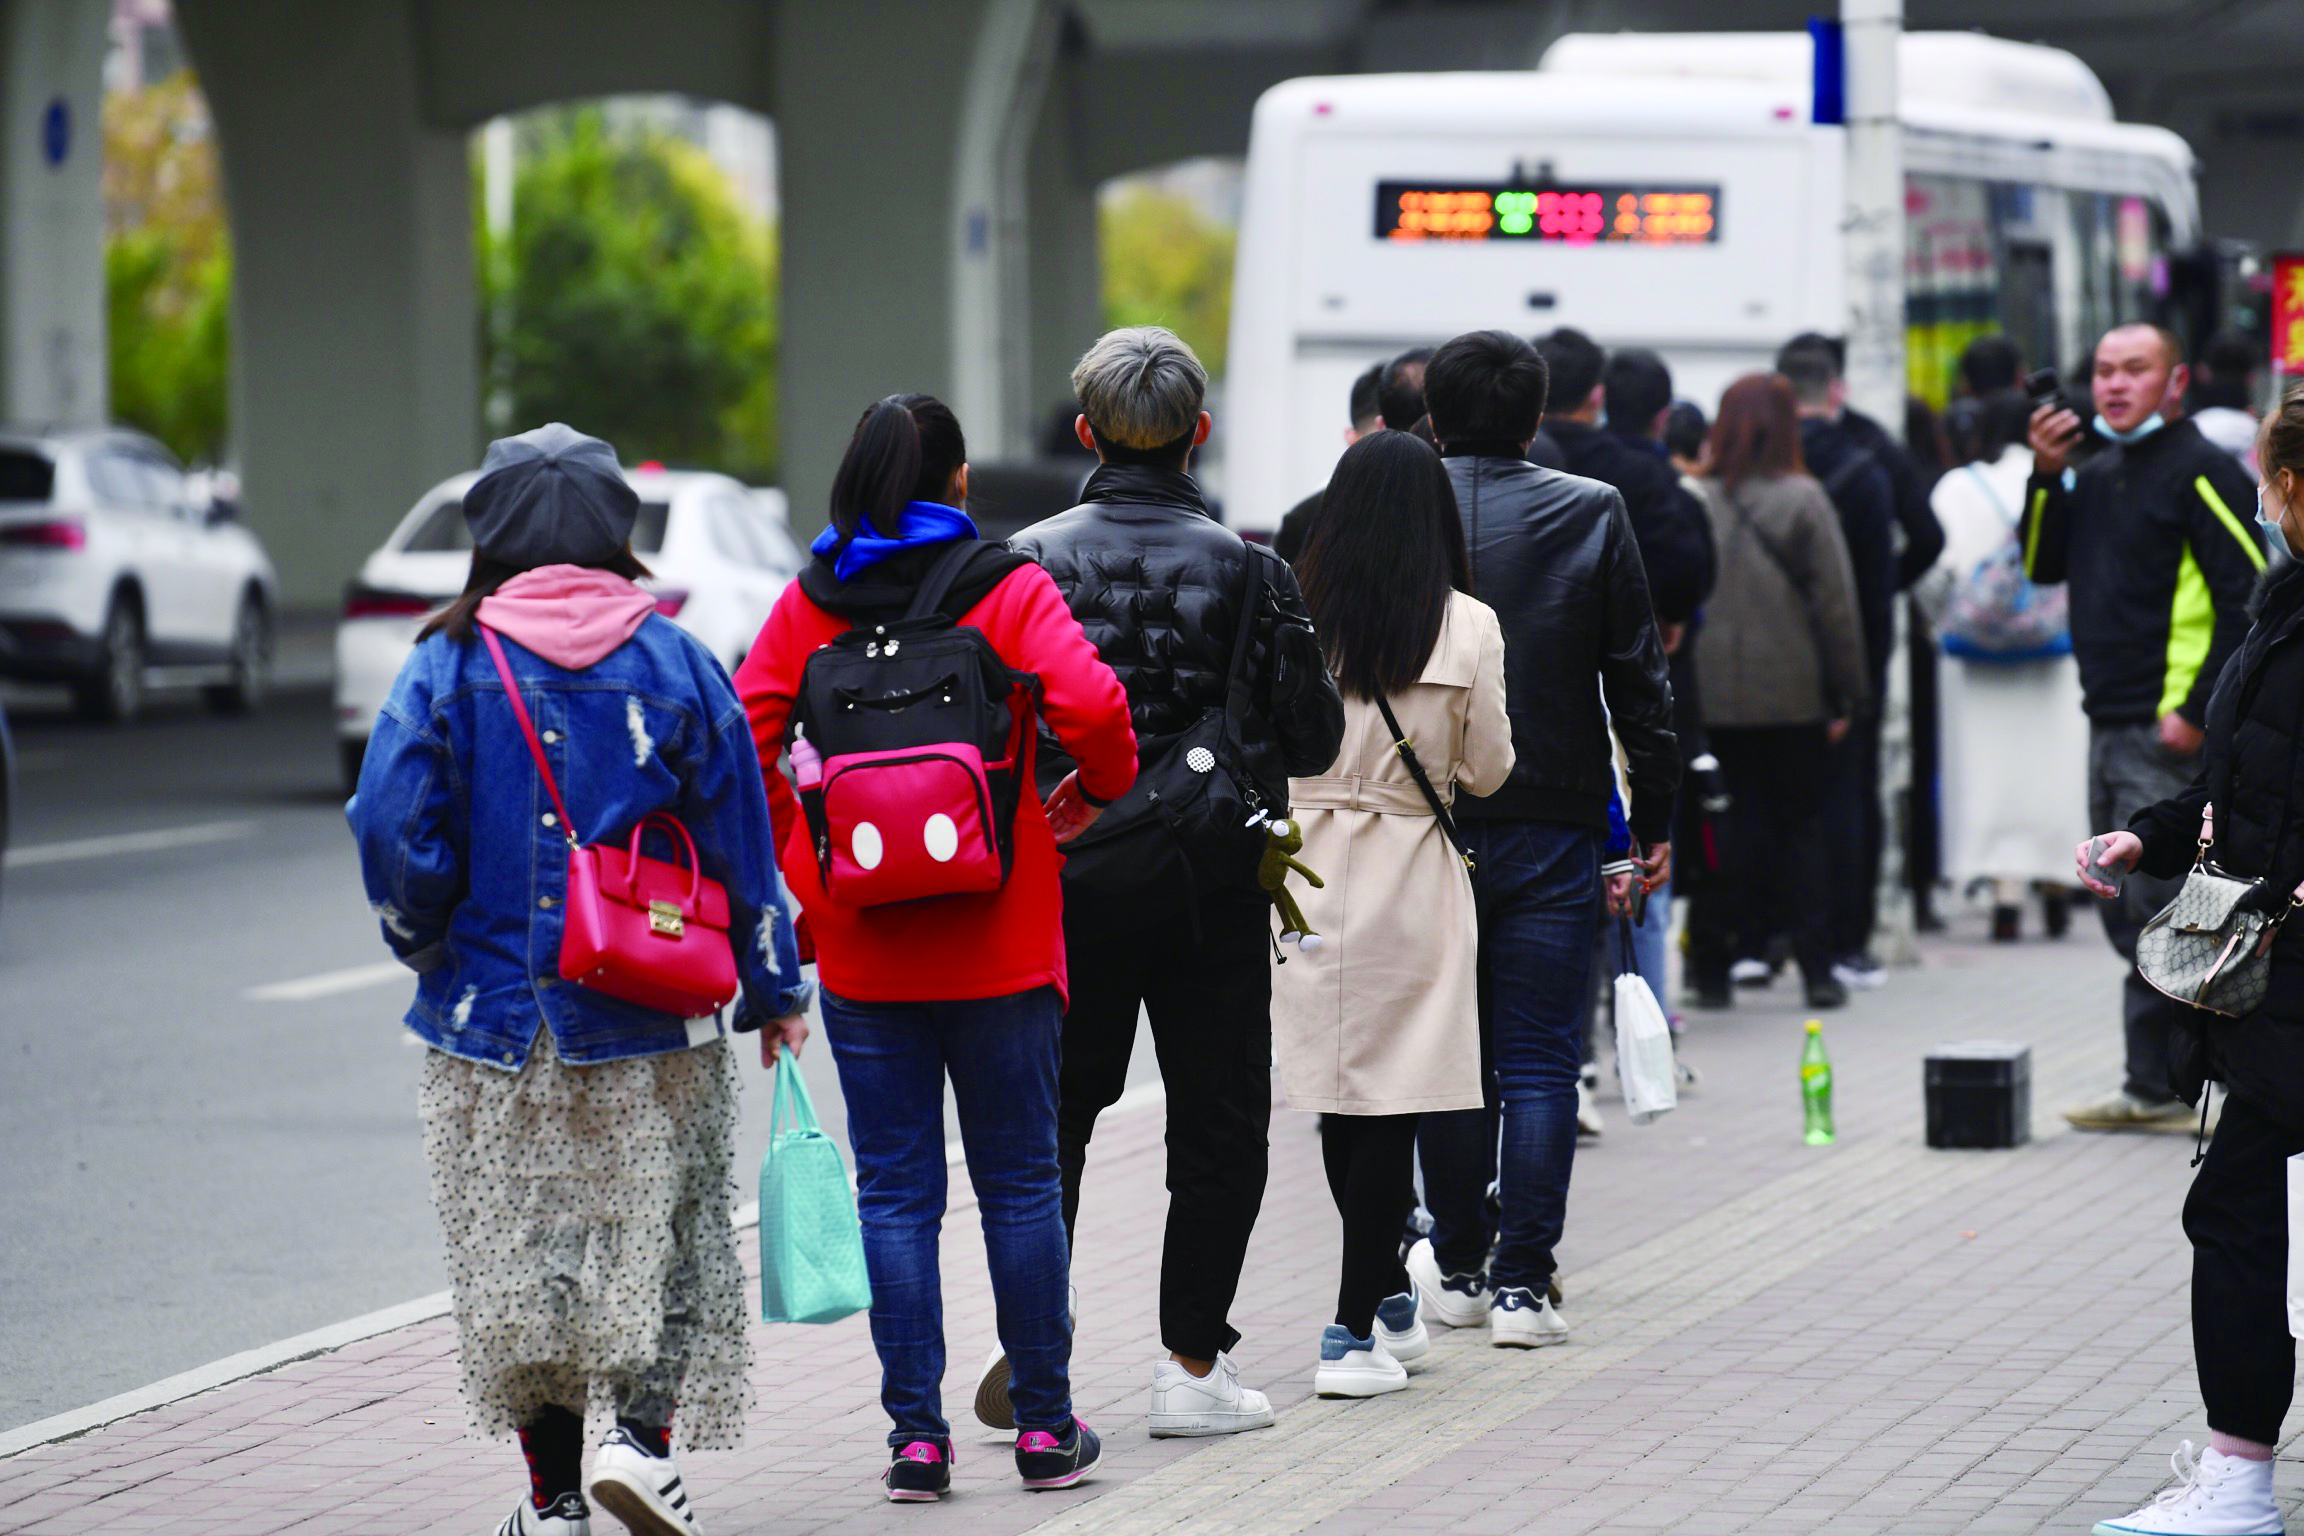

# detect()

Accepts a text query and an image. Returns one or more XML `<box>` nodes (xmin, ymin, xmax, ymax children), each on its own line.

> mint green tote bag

<box><xmin>758</xmin><ymin>1049</ymin><xmax>873</xmax><ymax>1324</ymax></box>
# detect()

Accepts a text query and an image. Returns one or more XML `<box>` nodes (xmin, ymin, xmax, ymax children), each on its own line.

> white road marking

<box><xmin>244</xmin><ymin>960</ymin><xmax>410</xmax><ymax>1003</ymax></box>
<box><xmin>2</xmin><ymin>820</ymin><xmax>255</xmax><ymax>869</ymax></box>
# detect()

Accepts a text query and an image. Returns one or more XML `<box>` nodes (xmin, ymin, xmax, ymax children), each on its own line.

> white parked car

<box><xmin>0</xmin><ymin>428</ymin><xmax>277</xmax><ymax>720</ymax></box>
<box><xmin>335</xmin><ymin>465</ymin><xmax>802</xmax><ymax>790</ymax></box>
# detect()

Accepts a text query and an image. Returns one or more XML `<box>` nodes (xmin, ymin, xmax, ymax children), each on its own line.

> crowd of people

<box><xmin>343</xmin><ymin>305</ymin><xmax>2303</xmax><ymax>1536</ymax></box>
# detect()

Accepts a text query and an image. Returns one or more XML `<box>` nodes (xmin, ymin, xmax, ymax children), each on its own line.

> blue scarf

<box><xmin>810</xmin><ymin>500</ymin><xmax>979</xmax><ymax>582</ymax></box>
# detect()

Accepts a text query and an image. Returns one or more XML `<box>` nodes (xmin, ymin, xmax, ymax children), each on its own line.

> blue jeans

<box><xmin>821</xmin><ymin>987</ymin><xmax>1073</xmax><ymax>1444</ymax></box>
<box><xmin>1417</xmin><ymin>819</ymin><xmax>1599</xmax><ymax>1294</ymax></box>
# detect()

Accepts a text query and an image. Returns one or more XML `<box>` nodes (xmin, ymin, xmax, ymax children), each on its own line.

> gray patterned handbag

<box><xmin>2136</xmin><ymin>826</ymin><xmax>2294</xmax><ymax>1018</ymax></box>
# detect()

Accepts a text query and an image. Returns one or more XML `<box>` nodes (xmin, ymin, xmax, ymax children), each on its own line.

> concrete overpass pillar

<box><xmin>176</xmin><ymin>0</ymin><xmax>476</xmax><ymax>607</ymax></box>
<box><xmin>776</xmin><ymin>0</ymin><xmax>1076</xmax><ymax>530</ymax></box>
<box><xmin>0</xmin><ymin>0</ymin><xmax>106</xmax><ymax>429</ymax></box>
<box><xmin>1024</xmin><ymin>37</ymin><xmax>1103</xmax><ymax>441</ymax></box>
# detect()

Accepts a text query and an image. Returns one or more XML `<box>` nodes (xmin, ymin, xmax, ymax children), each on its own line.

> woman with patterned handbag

<box><xmin>350</xmin><ymin>424</ymin><xmax>809</xmax><ymax>1536</ymax></box>
<box><xmin>2078</xmin><ymin>387</ymin><xmax>2304</xmax><ymax>1536</ymax></box>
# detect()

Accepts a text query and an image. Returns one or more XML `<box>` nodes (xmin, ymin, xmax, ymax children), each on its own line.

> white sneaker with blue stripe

<box><xmin>1312</xmin><ymin>1324</ymin><xmax>1408</xmax><ymax>1399</ymax></box>
<box><xmin>1373</xmin><ymin>1287</ymin><xmax>1429</xmax><ymax>1368</ymax></box>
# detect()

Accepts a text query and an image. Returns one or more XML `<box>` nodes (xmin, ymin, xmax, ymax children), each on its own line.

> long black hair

<box><xmin>1297</xmin><ymin>430</ymin><xmax>1471</xmax><ymax>699</ymax></box>
<box><xmin>828</xmin><ymin>393</ymin><xmax>968</xmax><ymax>540</ymax></box>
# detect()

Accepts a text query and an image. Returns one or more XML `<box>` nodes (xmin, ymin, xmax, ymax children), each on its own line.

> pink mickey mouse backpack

<box><xmin>789</xmin><ymin>540</ymin><xmax>1041</xmax><ymax>908</ymax></box>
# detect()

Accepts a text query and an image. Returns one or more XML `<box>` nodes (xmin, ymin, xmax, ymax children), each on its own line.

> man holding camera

<box><xmin>2021</xmin><ymin>323</ymin><xmax>2265</xmax><ymax>1132</ymax></box>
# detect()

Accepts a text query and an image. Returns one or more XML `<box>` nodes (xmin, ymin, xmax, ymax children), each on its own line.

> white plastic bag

<box><xmin>1613</xmin><ymin>969</ymin><xmax>1678</xmax><ymax>1125</ymax></box>
<box><xmin>2286</xmin><ymin>1148</ymin><xmax>2304</xmax><ymax>1339</ymax></box>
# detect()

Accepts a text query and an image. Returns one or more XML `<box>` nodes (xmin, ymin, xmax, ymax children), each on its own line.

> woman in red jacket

<box><xmin>736</xmin><ymin>394</ymin><xmax>1135</xmax><ymax>1503</ymax></box>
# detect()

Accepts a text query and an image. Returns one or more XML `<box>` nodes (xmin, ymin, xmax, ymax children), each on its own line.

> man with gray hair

<box><xmin>993</xmin><ymin>326</ymin><xmax>1345</xmax><ymax>1438</ymax></box>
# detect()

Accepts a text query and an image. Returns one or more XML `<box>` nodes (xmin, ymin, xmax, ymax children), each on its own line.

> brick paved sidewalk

<box><xmin>2</xmin><ymin>915</ymin><xmax>2287</xmax><ymax>1535</ymax></box>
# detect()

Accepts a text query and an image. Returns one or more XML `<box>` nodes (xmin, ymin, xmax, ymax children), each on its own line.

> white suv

<box><xmin>0</xmin><ymin>429</ymin><xmax>278</xmax><ymax>720</ymax></box>
<box><xmin>334</xmin><ymin>465</ymin><xmax>801</xmax><ymax>791</ymax></box>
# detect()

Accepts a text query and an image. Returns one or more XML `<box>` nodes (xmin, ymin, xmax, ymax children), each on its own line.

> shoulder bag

<box><xmin>757</xmin><ymin>1046</ymin><xmax>872</xmax><ymax>1324</ymax></box>
<box><xmin>1059</xmin><ymin>549</ymin><xmax>1274</xmax><ymax>898</ymax></box>
<box><xmin>1372</xmin><ymin>691</ymin><xmax>1473</xmax><ymax>872</ymax></box>
<box><xmin>2137</xmin><ymin>816</ymin><xmax>2300</xmax><ymax>1018</ymax></box>
<box><xmin>481</xmin><ymin>625</ymin><xmax>740</xmax><ymax>1019</ymax></box>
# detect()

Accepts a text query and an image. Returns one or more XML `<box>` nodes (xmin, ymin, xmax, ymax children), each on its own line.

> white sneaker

<box><xmin>2092</xmin><ymin>1442</ymin><xmax>2283</xmax><ymax>1534</ymax></box>
<box><xmin>587</xmin><ymin>1427</ymin><xmax>700</xmax><ymax>1535</ymax></box>
<box><xmin>1576</xmin><ymin>1074</ymin><xmax>1605</xmax><ymax>1137</ymax></box>
<box><xmin>974</xmin><ymin>1283</ymin><xmax>1077</xmax><ymax>1430</ymax></box>
<box><xmin>1148</xmin><ymin>1351</ymin><xmax>1277</xmax><ymax>1438</ymax></box>
<box><xmin>1489</xmin><ymin>1286</ymin><xmax>1570</xmax><ymax>1348</ymax></box>
<box><xmin>1729</xmin><ymin>957</ymin><xmax>1774</xmax><ymax>987</ymax></box>
<box><xmin>498</xmin><ymin>1494</ymin><xmax>591</xmax><ymax>1536</ymax></box>
<box><xmin>1372</xmin><ymin>1287</ymin><xmax>1430</xmax><ymax>1367</ymax></box>
<box><xmin>1404</xmin><ymin>1238</ymin><xmax>1490</xmax><ymax>1329</ymax></box>
<box><xmin>1312</xmin><ymin>1325</ymin><xmax>1409</xmax><ymax>1398</ymax></box>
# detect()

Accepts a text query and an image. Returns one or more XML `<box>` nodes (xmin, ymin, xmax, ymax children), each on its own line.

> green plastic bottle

<box><xmin>1800</xmin><ymin>1019</ymin><xmax>1835</xmax><ymax>1146</ymax></box>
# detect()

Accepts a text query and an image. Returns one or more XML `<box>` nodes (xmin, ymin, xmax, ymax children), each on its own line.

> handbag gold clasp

<box><xmin>648</xmin><ymin>900</ymin><xmax>685</xmax><ymax>937</ymax></box>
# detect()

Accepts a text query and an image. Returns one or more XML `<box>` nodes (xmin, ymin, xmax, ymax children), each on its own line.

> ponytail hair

<box><xmin>828</xmin><ymin>393</ymin><xmax>968</xmax><ymax>540</ymax></box>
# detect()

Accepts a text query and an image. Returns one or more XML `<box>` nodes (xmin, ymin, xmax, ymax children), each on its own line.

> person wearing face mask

<box><xmin>2075</xmin><ymin>385</ymin><xmax>2304</xmax><ymax>1536</ymax></box>
<box><xmin>2021</xmin><ymin>324</ymin><xmax>2268</xmax><ymax>1135</ymax></box>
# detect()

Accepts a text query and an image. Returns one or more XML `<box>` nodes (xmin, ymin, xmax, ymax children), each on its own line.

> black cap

<box><xmin>461</xmin><ymin>423</ymin><xmax>638</xmax><ymax>570</ymax></box>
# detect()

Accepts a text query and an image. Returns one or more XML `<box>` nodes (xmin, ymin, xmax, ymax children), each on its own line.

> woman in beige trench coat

<box><xmin>1276</xmin><ymin>430</ymin><xmax>1514</xmax><ymax>1401</ymax></box>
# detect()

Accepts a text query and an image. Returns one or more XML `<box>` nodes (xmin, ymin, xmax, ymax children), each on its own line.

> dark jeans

<box><xmin>2089</xmin><ymin>721</ymin><xmax>2200</xmax><ymax>1104</ymax></box>
<box><xmin>821</xmin><ymin>987</ymin><xmax>1073</xmax><ymax>1444</ymax></box>
<box><xmin>1417</xmin><ymin>819</ymin><xmax>1599</xmax><ymax>1295</ymax></box>
<box><xmin>1688</xmin><ymin>723</ymin><xmax>1834</xmax><ymax>991</ymax></box>
<box><xmin>1058</xmin><ymin>886</ymin><xmax>1272</xmax><ymax>1361</ymax></box>
<box><xmin>1824</xmin><ymin>716</ymin><xmax>1883</xmax><ymax>960</ymax></box>
<box><xmin>1319</xmin><ymin>1113</ymin><xmax>1419</xmax><ymax>1338</ymax></box>
<box><xmin>2185</xmin><ymin>1091</ymin><xmax>2304</xmax><ymax>1445</ymax></box>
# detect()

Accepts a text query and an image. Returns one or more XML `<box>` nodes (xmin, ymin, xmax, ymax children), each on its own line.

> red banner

<box><xmin>2277</xmin><ymin>253</ymin><xmax>2304</xmax><ymax>374</ymax></box>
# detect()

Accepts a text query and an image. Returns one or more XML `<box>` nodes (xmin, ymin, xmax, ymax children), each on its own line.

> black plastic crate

<box><xmin>1925</xmin><ymin>1041</ymin><xmax>2031</xmax><ymax>1150</ymax></box>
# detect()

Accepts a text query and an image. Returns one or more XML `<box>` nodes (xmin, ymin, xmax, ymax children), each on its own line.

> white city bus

<box><xmin>1223</xmin><ymin>31</ymin><xmax>2200</xmax><ymax>536</ymax></box>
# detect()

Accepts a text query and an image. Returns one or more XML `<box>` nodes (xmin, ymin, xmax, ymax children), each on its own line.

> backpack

<box><xmin>1938</xmin><ymin>464</ymin><xmax>2072</xmax><ymax>663</ymax></box>
<box><xmin>790</xmin><ymin>542</ymin><xmax>1041</xmax><ymax>908</ymax></box>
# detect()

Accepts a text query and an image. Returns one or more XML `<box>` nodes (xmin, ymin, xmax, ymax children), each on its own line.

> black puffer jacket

<box><xmin>1011</xmin><ymin>463</ymin><xmax>1345</xmax><ymax>805</ymax></box>
<box><xmin>2134</xmin><ymin>561</ymin><xmax>2304</xmax><ymax>1119</ymax></box>
<box><xmin>1443</xmin><ymin>447</ymin><xmax>1678</xmax><ymax>843</ymax></box>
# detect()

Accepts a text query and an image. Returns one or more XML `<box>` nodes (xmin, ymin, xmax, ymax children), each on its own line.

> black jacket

<box><xmin>1442</xmin><ymin>447</ymin><xmax>1678</xmax><ymax>843</ymax></box>
<box><xmin>2134</xmin><ymin>562</ymin><xmax>2304</xmax><ymax>1118</ymax></box>
<box><xmin>1548</xmin><ymin>420</ymin><xmax>1716</xmax><ymax>625</ymax></box>
<box><xmin>1841</xmin><ymin>407</ymin><xmax>1946</xmax><ymax>588</ymax></box>
<box><xmin>1275</xmin><ymin>487</ymin><xmax>1320</xmax><ymax>565</ymax></box>
<box><xmin>1800</xmin><ymin>417</ymin><xmax>1901</xmax><ymax>703</ymax></box>
<box><xmin>2021</xmin><ymin>417</ymin><xmax>2267</xmax><ymax>727</ymax></box>
<box><xmin>1010</xmin><ymin>463</ymin><xmax>1345</xmax><ymax>806</ymax></box>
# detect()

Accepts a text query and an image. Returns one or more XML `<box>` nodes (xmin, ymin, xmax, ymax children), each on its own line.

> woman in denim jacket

<box><xmin>350</xmin><ymin>424</ymin><xmax>806</xmax><ymax>1536</ymax></box>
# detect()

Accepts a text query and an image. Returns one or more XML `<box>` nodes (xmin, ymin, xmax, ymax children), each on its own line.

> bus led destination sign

<box><xmin>1378</xmin><ymin>182</ymin><xmax>1719</xmax><ymax>244</ymax></box>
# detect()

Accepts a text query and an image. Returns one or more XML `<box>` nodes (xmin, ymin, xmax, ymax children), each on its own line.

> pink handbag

<box><xmin>482</xmin><ymin>626</ymin><xmax>740</xmax><ymax>1018</ymax></box>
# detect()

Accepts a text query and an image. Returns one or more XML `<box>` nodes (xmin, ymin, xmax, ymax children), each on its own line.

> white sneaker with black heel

<box><xmin>497</xmin><ymin>1493</ymin><xmax>590</xmax><ymax>1536</ymax></box>
<box><xmin>587</xmin><ymin>1427</ymin><xmax>700</xmax><ymax>1536</ymax></box>
<box><xmin>1403</xmin><ymin>1238</ymin><xmax>1490</xmax><ymax>1330</ymax></box>
<box><xmin>2091</xmin><ymin>1442</ymin><xmax>2282</xmax><ymax>1534</ymax></box>
<box><xmin>1489</xmin><ymin>1285</ymin><xmax>1570</xmax><ymax>1348</ymax></box>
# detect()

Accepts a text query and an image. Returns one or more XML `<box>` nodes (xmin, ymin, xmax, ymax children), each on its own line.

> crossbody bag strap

<box><xmin>1373</xmin><ymin>690</ymin><xmax>1474</xmax><ymax>871</ymax></box>
<box><xmin>480</xmin><ymin>625</ymin><xmax>579</xmax><ymax>847</ymax></box>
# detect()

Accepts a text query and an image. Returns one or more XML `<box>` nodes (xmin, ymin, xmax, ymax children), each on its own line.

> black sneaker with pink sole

<box><xmin>883</xmin><ymin>1438</ymin><xmax>953</xmax><ymax>1503</ymax></box>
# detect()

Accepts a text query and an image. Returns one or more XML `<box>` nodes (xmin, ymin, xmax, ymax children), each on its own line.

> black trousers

<box><xmin>1058</xmin><ymin>886</ymin><xmax>1272</xmax><ymax>1361</ymax></box>
<box><xmin>1824</xmin><ymin>716</ymin><xmax>1883</xmax><ymax>960</ymax></box>
<box><xmin>2187</xmin><ymin>1090</ymin><xmax>2304</xmax><ymax>1445</ymax></box>
<box><xmin>1319</xmin><ymin>1113</ymin><xmax>1419</xmax><ymax>1338</ymax></box>
<box><xmin>1687</xmin><ymin>723</ymin><xmax>1834</xmax><ymax>990</ymax></box>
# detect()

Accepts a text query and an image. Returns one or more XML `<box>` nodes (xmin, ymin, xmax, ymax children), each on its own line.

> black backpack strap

<box><xmin>1374</xmin><ymin>690</ymin><xmax>1474</xmax><ymax>871</ymax></box>
<box><xmin>903</xmin><ymin>539</ymin><xmax>988</xmax><ymax>622</ymax></box>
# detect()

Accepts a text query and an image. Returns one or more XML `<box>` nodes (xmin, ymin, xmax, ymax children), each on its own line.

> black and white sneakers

<box><xmin>883</xmin><ymin>1438</ymin><xmax>954</xmax><ymax>1503</ymax></box>
<box><xmin>1015</xmin><ymin>1419</ymin><xmax>1102</xmax><ymax>1490</ymax></box>
<box><xmin>1490</xmin><ymin>1285</ymin><xmax>1571</xmax><ymax>1348</ymax></box>
<box><xmin>587</xmin><ymin>1426</ymin><xmax>700</xmax><ymax>1536</ymax></box>
<box><xmin>497</xmin><ymin>1492</ymin><xmax>591</xmax><ymax>1535</ymax></box>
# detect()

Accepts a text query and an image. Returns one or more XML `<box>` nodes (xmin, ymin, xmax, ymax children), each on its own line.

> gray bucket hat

<box><xmin>461</xmin><ymin>422</ymin><xmax>639</xmax><ymax>569</ymax></box>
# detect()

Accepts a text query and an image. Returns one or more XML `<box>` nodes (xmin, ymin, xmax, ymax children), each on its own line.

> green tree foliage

<box><xmin>1100</xmin><ymin>186</ymin><xmax>1236</xmax><ymax>377</ymax></box>
<box><xmin>481</xmin><ymin>109</ymin><xmax>776</xmax><ymax>482</ymax></box>
<box><xmin>104</xmin><ymin>71</ymin><xmax>231</xmax><ymax>465</ymax></box>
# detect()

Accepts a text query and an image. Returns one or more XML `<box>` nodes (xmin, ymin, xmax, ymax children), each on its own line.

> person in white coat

<box><xmin>1276</xmin><ymin>430</ymin><xmax>1514</xmax><ymax>1400</ymax></box>
<box><xmin>1918</xmin><ymin>387</ymin><xmax>2090</xmax><ymax>939</ymax></box>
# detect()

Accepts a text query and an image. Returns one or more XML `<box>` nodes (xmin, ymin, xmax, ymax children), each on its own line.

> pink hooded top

<box><xmin>475</xmin><ymin>564</ymin><xmax>658</xmax><ymax>668</ymax></box>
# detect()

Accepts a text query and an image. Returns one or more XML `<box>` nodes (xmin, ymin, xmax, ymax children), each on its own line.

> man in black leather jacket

<box><xmin>1402</xmin><ymin>329</ymin><xmax>1677</xmax><ymax>1347</ymax></box>
<box><xmin>1006</xmin><ymin>326</ymin><xmax>1344</xmax><ymax>1436</ymax></box>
